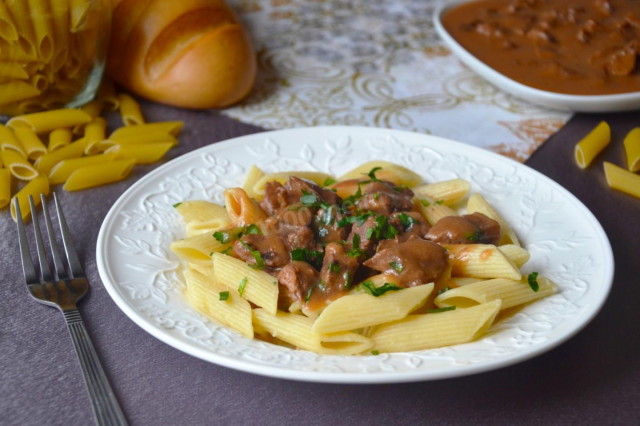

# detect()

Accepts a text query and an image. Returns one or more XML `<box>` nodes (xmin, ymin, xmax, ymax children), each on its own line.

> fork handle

<box><xmin>64</xmin><ymin>309</ymin><xmax>128</xmax><ymax>426</ymax></box>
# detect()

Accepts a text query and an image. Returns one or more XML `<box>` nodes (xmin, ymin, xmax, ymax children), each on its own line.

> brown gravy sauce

<box><xmin>442</xmin><ymin>0</ymin><xmax>640</xmax><ymax>95</ymax></box>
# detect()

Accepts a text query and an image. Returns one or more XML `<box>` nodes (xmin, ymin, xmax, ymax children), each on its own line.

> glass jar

<box><xmin>0</xmin><ymin>0</ymin><xmax>111</xmax><ymax>116</ymax></box>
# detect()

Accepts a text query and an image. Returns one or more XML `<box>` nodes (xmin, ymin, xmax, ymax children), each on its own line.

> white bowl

<box><xmin>433</xmin><ymin>0</ymin><xmax>640</xmax><ymax>112</ymax></box>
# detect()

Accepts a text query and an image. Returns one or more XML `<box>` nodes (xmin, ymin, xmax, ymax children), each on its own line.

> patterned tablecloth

<box><xmin>223</xmin><ymin>0</ymin><xmax>572</xmax><ymax>162</ymax></box>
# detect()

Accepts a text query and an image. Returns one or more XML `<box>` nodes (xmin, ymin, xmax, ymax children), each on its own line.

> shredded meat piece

<box><xmin>357</xmin><ymin>181</ymin><xmax>414</xmax><ymax>216</ymax></box>
<box><xmin>389</xmin><ymin>211</ymin><xmax>430</xmax><ymax>240</ymax></box>
<box><xmin>313</xmin><ymin>206</ymin><xmax>348</xmax><ymax>244</ymax></box>
<box><xmin>277</xmin><ymin>261</ymin><xmax>319</xmax><ymax>306</ymax></box>
<box><xmin>318</xmin><ymin>243</ymin><xmax>360</xmax><ymax>295</ymax></box>
<box><xmin>284</xmin><ymin>176</ymin><xmax>340</xmax><ymax>206</ymax></box>
<box><xmin>232</xmin><ymin>234</ymin><xmax>290</xmax><ymax>268</ymax></box>
<box><xmin>363</xmin><ymin>236</ymin><xmax>448</xmax><ymax>287</ymax></box>
<box><xmin>264</xmin><ymin>217</ymin><xmax>318</xmax><ymax>252</ymax></box>
<box><xmin>346</xmin><ymin>215</ymin><xmax>378</xmax><ymax>258</ymax></box>
<box><xmin>425</xmin><ymin>213</ymin><xmax>502</xmax><ymax>245</ymax></box>
<box><xmin>260</xmin><ymin>181</ymin><xmax>289</xmax><ymax>215</ymax></box>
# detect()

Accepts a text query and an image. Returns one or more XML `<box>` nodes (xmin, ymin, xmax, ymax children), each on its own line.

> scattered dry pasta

<box><xmin>171</xmin><ymin>162</ymin><xmax>557</xmax><ymax>355</ymax></box>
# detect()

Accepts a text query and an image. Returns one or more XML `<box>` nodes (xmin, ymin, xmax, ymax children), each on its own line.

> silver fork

<box><xmin>15</xmin><ymin>193</ymin><xmax>128</xmax><ymax>426</ymax></box>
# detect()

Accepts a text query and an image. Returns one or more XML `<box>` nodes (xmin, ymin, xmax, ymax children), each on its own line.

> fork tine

<box><xmin>51</xmin><ymin>193</ymin><xmax>84</xmax><ymax>279</ymax></box>
<box><xmin>15</xmin><ymin>198</ymin><xmax>38</xmax><ymax>285</ymax></box>
<box><xmin>29</xmin><ymin>195</ymin><xmax>54</xmax><ymax>282</ymax></box>
<box><xmin>41</xmin><ymin>194</ymin><xmax>68</xmax><ymax>281</ymax></box>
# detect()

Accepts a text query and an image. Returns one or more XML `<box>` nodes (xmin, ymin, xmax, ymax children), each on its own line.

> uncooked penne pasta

<box><xmin>412</xmin><ymin>178</ymin><xmax>471</xmax><ymax>206</ymax></box>
<box><xmin>108</xmin><ymin>121</ymin><xmax>184</xmax><ymax>138</ymax></box>
<box><xmin>623</xmin><ymin>127</ymin><xmax>640</xmax><ymax>172</ymax></box>
<box><xmin>0</xmin><ymin>123</ymin><xmax>26</xmax><ymax>156</ymax></box>
<box><xmin>118</xmin><ymin>93</ymin><xmax>145</xmax><ymax>126</ymax></box>
<box><xmin>338</xmin><ymin>160</ymin><xmax>422</xmax><ymax>187</ymax></box>
<box><xmin>0</xmin><ymin>2</ymin><xmax>18</xmax><ymax>42</ymax></box>
<box><xmin>14</xmin><ymin>127</ymin><xmax>47</xmax><ymax>161</ymax></box>
<box><xmin>28</xmin><ymin>0</ymin><xmax>54</xmax><ymax>61</ymax></box>
<box><xmin>97</xmin><ymin>77</ymin><xmax>119</xmax><ymax>110</ymax></box>
<box><xmin>63</xmin><ymin>158</ymin><xmax>135</xmax><ymax>191</ymax></box>
<box><xmin>445</xmin><ymin>244</ymin><xmax>522</xmax><ymax>281</ymax></box>
<box><xmin>212</xmin><ymin>252</ymin><xmax>279</xmax><ymax>315</ymax></box>
<box><xmin>34</xmin><ymin>137</ymin><xmax>88</xmax><ymax>175</ymax></box>
<box><xmin>49</xmin><ymin>151</ymin><xmax>117</xmax><ymax>184</ymax></box>
<box><xmin>175</xmin><ymin>200</ymin><xmax>232</xmax><ymax>236</ymax></box>
<box><xmin>102</xmin><ymin>131</ymin><xmax>177</xmax><ymax>147</ymax></box>
<box><xmin>83</xmin><ymin>117</ymin><xmax>107</xmax><ymax>155</ymax></box>
<box><xmin>603</xmin><ymin>161</ymin><xmax>640</xmax><ymax>199</ymax></box>
<box><xmin>467</xmin><ymin>193</ymin><xmax>520</xmax><ymax>246</ymax></box>
<box><xmin>574</xmin><ymin>121</ymin><xmax>610</xmax><ymax>169</ymax></box>
<box><xmin>70</xmin><ymin>0</ymin><xmax>92</xmax><ymax>31</ymax></box>
<box><xmin>48</xmin><ymin>128</ymin><xmax>73</xmax><ymax>151</ymax></box>
<box><xmin>0</xmin><ymin>81</ymin><xmax>40</xmax><ymax>106</ymax></box>
<box><xmin>371</xmin><ymin>300</ymin><xmax>502</xmax><ymax>352</ymax></box>
<box><xmin>434</xmin><ymin>277</ymin><xmax>557</xmax><ymax>309</ymax></box>
<box><xmin>312</xmin><ymin>284</ymin><xmax>433</xmax><ymax>334</ymax></box>
<box><xmin>106</xmin><ymin>142</ymin><xmax>174</xmax><ymax>165</ymax></box>
<box><xmin>252</xmin><ymin>308</ymin><xmax>373</xmax><ymax>355</ymax></box>
<box><xmin>7</xmin><ymin>108</ymin><xmax>92</xmax><ymax>133</ymax></box>
<box><xmin>2</xmin><ymin>149</ymin><xmax>38</xmax><ymax>180</ymax></box>
<box><xmin>224</xmin><ymin>187</ymin><xmax>268</xmax><ymax>226</ymax></box>
<box><xmin>242</xmin><ymin>165</ymin><xmax>265</xmax><ymax>199</ymax></box>
<box><xmin>10</xmin><ymin>174</ymin><xmax>49</xmax><ymax>221</ymax></box>
<box><xmin>0</xmin><ymin>168</ymin><xmax>10</xmax><ymax>208</ymax></box>
<box><xmin>0</xmin><ymin>62</ymin><xmax>28</xmax><ymax>80</ymax></box>
<box><xmin>184</xmin><ymin>268</ymin><xmax>253</xmax><ymax>339</ymax></box>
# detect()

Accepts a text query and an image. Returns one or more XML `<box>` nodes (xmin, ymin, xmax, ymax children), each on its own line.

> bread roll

<box><xmin>106</xmin><ymin>0</ymin><xmax>256</xmax><ymax>109</ymax></box>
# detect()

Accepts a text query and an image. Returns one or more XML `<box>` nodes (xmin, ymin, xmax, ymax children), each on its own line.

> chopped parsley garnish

<box><xmin>464</xmin><ymin>231</ymin><xmax>482</xmax><ymax>243</ymax></box>
<box><xmin>219</xmin><ymin>291</ymin><xmax>230</xmax><ymax>301</ymax></box>
<box><xmin>389</xmin><ymin>261</ymin><xmax>404</xmax><ymax>273</ymax></box>
<box><xmin>360</xmin><ymin>281</ymin><xmax>402</xmax><ymax>297</ymax></box>
<box><xmin>371</xmin><ymin>350</ymin><xmax>380</xmax><ymax>355</ymax></box>
<box><xmin>172</xmin><ymin>202</ymin><xmax>182</xmax><ymax>208</ymax></box>
<box><xmin>238</xmin><ymin>277</ymin><xmax>248</xmax><ymax>296</ymax></box>
<box><xmin>397</xmin><ymin>212</ymin><xmax>417</xmax><ymax>230</ymax></box>
<box><xmin>244</xmin><ymin>224</ymin><xmax>261</xmax><ymax>235</ymax></box>
<box><xmin>291</xmin><ymin>247</ymin><xmax>324</xmax><ymax>269</ymax></box>
<box><xmin>300</xmin><ymin>190</ymin><xmax>319</xmax><ymax>207</ymax></box>
<box><xmin>240</xmin><ymin>241</ymin><xmax>265</xmax><ymax>270</ymax></box>
<box><xmin>323</xmin><ymin>177</ymin><xmax>337</xmax><ymax>187</ymax></box>
<box><xmin>434</xmin><ymin>200</ymin><xmax>444</xmax><ymax>205</ymax></box>
<box><xmin>366</xmin><ymin>166</ymin><xmax>382</xmax><ymax>182</ymax></box>
<box><xmin>343</xmin><ymin>271</ymin><xmax>353</xmax><ymax>290</ymax></box>
<box><xmin>221</xmin><ymin>247</ymin><xmax>233</xmax><ymax>256</ymax></box>
<box><xmin>346</xmin><ymin>234</ymin><xmax>365</xmax><ymax>257</ymax></box>
<box><xmin>213</xmin><ymin>231</ymin><xmax>231</xmax><ymax>243</ymax></box>
<box><xmin>427</xmin><ymin>306</ymin><xmax>456</xmax><ymax>313</ymax></box>
<box><xmin>527</xmin><ymin>272</ymin><xmax>539</xmax><ymax>292</ymax></box>
<box><xmin>214</xmin><ymin>224</ymin><xmax>260</xmax><ymax>244</ymax></box>
<box><xmin>329</xmin><ymin>261</ymin><xmax>340</xmax><ymax>273</ymax></box>
<box><xmin>305</xmin><ymin>286</ymin><xmax>314</xmax><ymax>302</ymax></box>
<box><xmin>419</xmin><ymin>199</ymin><xmax>430</xmax><ymax>207</ymax></box>
<box><xmin>366</xmin><ymin>215</ymin><xmax>399</xmax><ymax>240</ymax></box>
<box><xmin>337</xmin><ymin>212</ymin><xmax>372</xmax><ymax>228</ymax></box>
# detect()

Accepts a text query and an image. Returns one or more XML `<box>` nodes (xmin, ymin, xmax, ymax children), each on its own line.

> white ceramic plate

<box><xmin>434</xmin><ymin>0</ymin><xmax>640</xmax><ymax>112</ymax></box>
<box><xmin>96</xmin><ymin>126</ymin><xmax>613</xmax><ymax>383</ymax></box>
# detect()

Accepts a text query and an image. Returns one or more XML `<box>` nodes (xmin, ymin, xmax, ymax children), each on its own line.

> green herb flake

<box><xmin>219</xmin><ymin>291</ymin><xmax>230</xmax><ymax>301</ymax></box>
<box><xmin>371</xmin><ymin>350</ymin><xmax>380</xmax><ymax>356</ymax></box>
<box><xmin>427</xmin><ymin>306</ymin><xmax>456</xmax><ymax>313</ymax></box>
<box><xmin>329</xmin><ymin>262</ymin><xmax>340</xmax><ymax>273</ymax></box>
<box><xmin>213</xmin><ymin>231</ymin><xmax>231</xmax><ymax>244</ymax></box>
<box><xmin>323</xmin><ymin>177</ymin><xmax>337</xmax><ymax>187</ymax></box>
<box><xmin>244</xmin><ymin>224</ymin><xmax>260</xmax><ymax>235</ymax></box>
<box><xmin>434</xmin><ymin>200</ymin><xmax>444</xmax><ymax>205</ymax></box>
<box><xmin>398</xmin><ymin>212</ymin><xmax>417</xmax><ymax>230</ymax></box>
<box><xmin>173</xmin><ymin>202</ymin><xmax>182</xmax><ymax>208</ymax></box>
<box><xmin>305</xmin><ymin>286</ymin><xmax>314</xmax><ymax>302</ymax></box>
<box><xmin>389</xmin><ymin>261</ymin><xmax>404</xmax><ymax>273</ymax></box>
<box><xmin>344</xmin><ymin>271</ymin><xmax>353</xmax><ymax>290</ymax></box>
<box><xmin>527</xmin><ymin>272</ymin><xmax>540</xmax><ymax>292</ymax></box>
<box><xmin>464</xmin><ymin>231</ymin><xmax>482</xmax><ymax>243</ymax></box>
<box><xmin>221</xmin><ymin>247</ymin><xmax>233</xmax><ymax>256</ymax></box>
<box><xmin>238</xmin><ymin>277</ymin><xmax>248</xmax><ymax>296</ymax></box>
<box><xmin>291</xmin><ymin>247</ymin><xmax>324</xmax><ymax>269</ymax></box>
<box><xmin>419</xmin><ymin>199</ymin><xmax>430</xmax><ymax>207</ymax></box>
<box><xmin>300</xmin><ymin>190</ymin><xmax>319</xmax><ymax>207</ymax></box>
<box><xmin>366</xmin><ymin>166</ymin><xmax>383</xmax><ymax>182</ymax></box>
<box><xmin>360</xmin><ymin>281</ymin><xmax>402</xmax><ymax>297</ymax></box>
<box><xmin>240</xmin><ymin>241</ymin><xmax>265</xmax><ymax>270</ymax></box>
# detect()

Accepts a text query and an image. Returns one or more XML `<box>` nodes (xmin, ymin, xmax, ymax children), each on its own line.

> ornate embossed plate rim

<box><xmin>434</xmin><ymin>0</ymin><xmax>640</xmax><ymax>113</ymax></box>
<box><xmin>96</xmin><ymin>126</ymin><xmax>613</xmax><ymax>383</ymax></box>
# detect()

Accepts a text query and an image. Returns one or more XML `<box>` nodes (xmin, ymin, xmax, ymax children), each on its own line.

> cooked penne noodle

<box><xmin>184</xmin><ymin>268</ymin><xmax>253</xmax><ymax>339</ymax></box>
<box><xmin>242</xmin><ymin>165</ymin><xmax>265</xmax><ymax>199</ymax></box>
<box><xmin>0</xmin><ymin>123</ymin><xmax>26</xmax><ymax>156</ymax></box>
<box><xmin>187</xmin><ymin>260</ymin><xmax>214</xmax><ymax>278</ymax></box>
<box><xmin>449</xmin><ymin>277</ymin><xmax>485</xmax><ymax>287</ymax></box>
<box><xmin>445</xmin><ymin>244</ymin><xmax>522</xmax><ymax>281</ymax></box>
<box><xmin>175</xmin><ymin>200</ymin><xmax>232</xmax><ymax>236</ymax></box>
<box><xmin>623</xmin><ymin>127</ymin><xmax>640</xmax><ymax>172</ymax></box>
<box><xmin>2</xmin><ymin>149</ymin><xmax>38</xmax><ymax>180</ymax></box>
<box><xmin>414</xmin><ymin>195</ymin><xmax>458</xmax><ymax>225</ymax></box>
<box><xmin>497</xmin><ymin>244</ymin><xmax>530</xmax><ymax>268</ymax></box>
<box><xmin>34</xmin><ymin>137</ymin><xmax>88</xmax><ymax>174</ymax></box>
<box><xmin>212</xmin><ymin>252</ymin><xmax>279</xmax><ymax>315</ymax></box>
<box><xmin>312</xmin><ymin>284</ymin><xmax>434</xmax><ymax>334</ymax></box>
<box><xmin>14</xmin><ymin>127</ymin><xmax>46</xmax><ymax>161</ymax></box>
<box><xmin>252</xmin><ymin>308</ymin><xmax>373</xmax><ymax>355</ymax></box>
<box><xmin>83</xmin><ymin>117</ymin><xmax>107</xmax><ymax>155</ymax></box>
<box><xmin>48</xmin><ymin>128</ymin><xmax>73</xmax><ymax>151</ymax></box>
<box><xmin>371</xmin><ymin>300</ymin><xmax>502</xmax><ymax>352</ymax></box>
<box><xmin>118</xmin><ymin>93</ymin><xmax>145</xmax><ymax>126</ymax></box>
<box><xmin>338</xmin><ymin>160</ymin><xmax>422</xmax><ymax>187</ymax></box>
<box><xmin>574</xmin><ymin>121</ymin><xmax>610</xmax><ymax>169</ymax></box>
<box><xmin>63</xmin><ymin>158</ymin><xmax>135</xmax><ymax>191</ymax></box>
<box><xmin>434</xmin><ymin>277</ymin><xmax>557</xmax><ymax>309</ymax></box>
<box><xmin>412</xmin><ymin>178</ymin><xmax>471</xmax><ymax>206</ymax></box>
<box><xmin>49</xmin><ymin>151</ymin><xmax>117</xmax><ymax>184</ymax></box>
<box><xmin>466</xmin><ymin>193</ymin><xmax>520</xmax><ymax>246</ymax></box>
<box><xmin>223</xmin><ymin>187</ymin><xmax>268</xmax><ymax>226</ymax></box>
<box><xmin>7</xmin><ymin>108</ymin><xmax>92</xmax><ymax>133</ymax></box>
<box><xmin>170</xmin><ymin>233</ymin><xmax>229</xmax><ymax>262</ymax></box>
<box><xmin>252</xmin><ymin>171</ymin><xmax>334</xmax><ymax>198</ymax></box>
<box><xmin>106</xmin><ymin>142</ymin><xmax>174</xmax><ymax>165</ymax></box>
<box><xmin>108</xmin><ymin>121</ymin><xmax>184</xmax><ymax>138</ymax></box>
<box><xmin>603</xmin><ymin>161</ymin><xmax>640</xmax><ymax>199</ymax></box>
<box><xmin>10</xmin><ymin>174</ymin><xmax>49</xmax><ymax>221</ymax></box>
<box><xmin>0</xmin><ymin>168</ymin><xmax>10</xmax><ymax>208</ymax></box>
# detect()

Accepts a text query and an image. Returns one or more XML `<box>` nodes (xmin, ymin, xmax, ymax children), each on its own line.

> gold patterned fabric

<box><xmin>224</xmin><ymin>0</ymin><xmax>571</xmax><ymax>162</ymax></box>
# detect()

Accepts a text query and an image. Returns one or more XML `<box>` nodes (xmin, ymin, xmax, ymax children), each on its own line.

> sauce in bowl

<box><xmin>442</xmin><ymin>0</ymin><xmax>640</xmax><ymax>95</ymax></box>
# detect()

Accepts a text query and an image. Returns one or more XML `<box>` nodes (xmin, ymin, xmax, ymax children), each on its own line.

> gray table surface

<box><xmin>1</xmin><ymin>100</ymin><xmax>639</xmax><ymax>425</ymax></box>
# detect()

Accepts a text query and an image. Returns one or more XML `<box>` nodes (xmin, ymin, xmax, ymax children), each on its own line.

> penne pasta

<box><xmin>28</xmin><ymin>0</ymin><xmax>54</xmax><ymax>61</ymax></box>
<box><xmin>49</xmin><ymin>151</ymin><xmax>118</xmax><ymax>184</ymax></box>
<box><xmin>170</xmin><ymin>233</ymin><xmax>230</xmax><ymax>262</ymax></box>
<box><xmin>108</xmin><ymin>121</ymin><xmax>184</xmax><ymax>138</ymax></box>
<box><xmin>223</xmin><ymin>187</ymin><xmax>268</xmax><ymax>226</ymax></box>
<box><xmin>10</xmin><ymin>174</ymin><xmax>49</xmax><ymax>221</ymax></box>
<box><xmin>497</xmin><ymin>244</ymin><xmax>530</xmax><ymax>268</ymax></box>
<box><xmin>0</xmin><ymin>168</ymin><xmax>10</xmax><ymax>208</ymax></box>
<box><xmin>0</xmin><ymin>123</ymin><xmax>26</xmax><ymax>156</ymax></box>
<box><xmin>445</xmin><ymin>244</ymin><xmax>522</xmax><ymax>281</ymax></box>
<box><xmin>175</xmin><ymin>200</ymin><xmax>232</xmax><ymax>236</ymax></box>
<box><xmin>34</xmin><ymin>137</ymin><xmax>88</xmax><ymax>175</ymax></box>
<box><xmin>14</xmin><ymin>127</ymin><xmax>47</xmax><ymax>161</ymax></box>
<box><xmin>212</xmin><ymin>252</ymin><xmax>279</xmax><ymax>315</ymax></box>
<box><xmin>97</xmin><ymin>76</ymin><xmax>119</xmax><ymax>110</ymax></box>
<box><xmin>83</xmin><ymin>117</ymin><xmax>107</xmax><ymax>155</ymax></box>
<box><xmin>603</xmin><ymin>161</ymin><xmax>640</xmax><ymax>199</ymax></box>
<box><xmin>338</xmin><ymin>160</ymin><xmax>422</xmax><ymax>187</ymax></box>
<box><xmin>466</xmin><ymin>193</ymin><xmax>520</xmax><ymax>246</ymax></box>
<box><xmin>0</xmin><ymin>81</ymin><xmax>40</xmax><ymax>105</ymax></box>
<box><xmin>48</xmin><ymin>128</ymin><xmax>73</xmax><ymax>151</ymax></box>
<box><xmin>100</xmin><ymin>131</ymin><xmax>177</xmax><ymax>148</ymax></box>
<box><xmin>7</xmin><ymin>108</ymin><xmax>92</xmax><ymax>133</ymax></box>
<box><xmin>106</xmin><ymin>142</ymin><xmax>174</xmax><ymax>165</ymax></box>
<box><xmin>118</xmin><ymin>93</ymin><xmax>145</xmax><ymax>126</ymax></box>
<box><xmin>251</xmin><ymin>171</ymin><xmax>334</xmax><ymax>198</ymax></box>
<box><xmin>312</xmin><ymin>284</ymin><xmax>434</xmax><ymax>334</ymax></box>
<box><xmin>0</xmin><ymin>3</ymin><xmax>18</xmax><ymax>42</ymax></box>
<box><xmin>623</xmin><ymin>127</ymin><xmax>640</xmax><ymax>172</ymax></box>
<box><xmin>371</xmin><ymin>300</ymin><xmax>502</xmax><ymax>352</ymax></box>
<box><xmin>414</xmin><ymin>195</ymin><xmax>458</xmax><ymax>225</ymax></box>
<box><xmin>242</xmin><ymin>165</ymin><xmax>265</xmax><ymax>199</ymax></box>
<box><xmin>412</xmin><ymin>178</ymin><xmax>471</xmax><ymax>206</ymax></box>
<box><xmin>574</xmin><ymin>121</ymin><xmax>610</xmax><ymax>169</ymax></box>
<box><xmin>252</xmin><ymin>308</ymin><xmax>373</xmax><ymax>355</ymax></box>
<box><xmin>2</xmin><ymin>149</ymin><xmax>38</xmax><ymax>180</ymax></box>
<box><xmin>63</xmin><ymin>158</ymin><xmax>135</xmax><ymax>191</ymax></box>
